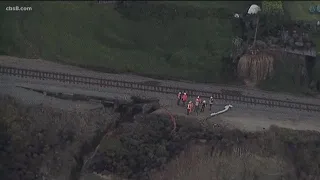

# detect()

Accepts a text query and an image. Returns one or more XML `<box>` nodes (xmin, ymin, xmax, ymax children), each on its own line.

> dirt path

<box><xmin>220</xmin><ymin>109</ymin><xmax>320</xmax><ymax>132</ymax></box>
<box><xmin>154</xmin><ymin>103</ymin><xmax>320</xmax><ymax>132</ymax></box>
<box><xmin>0</xmin><ymin>56</ymin><xmax>319</xmax><ymax>104</ymax></box>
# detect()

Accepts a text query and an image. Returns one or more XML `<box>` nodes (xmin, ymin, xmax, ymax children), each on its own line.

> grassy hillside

<box><xmin>283</xmin><ymin>1</ymin><xmax>320</xmax><ymax>52</ymax></box>
<box><xmin>0</xmin><ymin>1</ymin><xmax>252</xmax><ymax>83</ymax></box>
<box><xmin>1</xmin><ymin>1</ymin><xmax>318</xmax><ymax>93</ymax></box>
<box><xmin>283</xmin><ymin>1</ymin><xmax>320</xmax><ymax>21</ymax></box>
<box><xmin>283</xmin><ymin>1</ymin><xmax>320</xmax><ymax>83</ymax></box>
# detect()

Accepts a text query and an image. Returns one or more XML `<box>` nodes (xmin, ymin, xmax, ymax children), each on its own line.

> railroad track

<box><xmin>1</xmin><ymin>65</ymin><xmax>320</xmax><ymax>112</ymax></box>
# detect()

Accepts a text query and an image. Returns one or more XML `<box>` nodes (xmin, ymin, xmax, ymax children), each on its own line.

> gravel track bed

<box><xmin>0</xmin><ymin>56</ymin><xmax>319</xmax><ymax>105</ymax></box>
<box><xmin>1</xmin><ymin>73</ymin><xmax>320</xmax><ymax>133</ymax></box>
<box><xmin>2</xmin><ymin>75</ymin><xmax>319</xmax><ymax>117</ymax></box>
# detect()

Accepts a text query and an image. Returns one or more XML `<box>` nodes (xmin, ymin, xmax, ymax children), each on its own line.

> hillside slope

<box><xmin>283</xmin><ymin>1</ymin><xmax>320</xmax><ymax>82</ymax></box>
<box><xmin>0</xmin><ymin>1</ymin><xmax>251</xmax><ymax>82</ymax></box>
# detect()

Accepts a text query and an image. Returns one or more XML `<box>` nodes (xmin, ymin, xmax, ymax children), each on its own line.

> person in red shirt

<box><xmin>196</xmin><ymin>96</ymin><xmax>201</xmax><ymax>103</ymax></box>
<box><xmin>181</xmin><ymin>92</ymin><xmax>187</xmax><ymax>106</ymax></box>
<box><xmin>187</xmin><ymin>101</ymin><xmax>192</xmax><ymax>115</ymax></box>
<box><xmin>194</xmin><ymin>96</ymin><xmax>201</xmax><ymax>115</ymax></box>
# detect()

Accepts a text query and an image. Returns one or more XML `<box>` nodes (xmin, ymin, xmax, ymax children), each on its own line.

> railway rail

<box><xmin>1</xmin><ymin>65</ymin><xmax>320</xmax><ymax>112</ymax></box>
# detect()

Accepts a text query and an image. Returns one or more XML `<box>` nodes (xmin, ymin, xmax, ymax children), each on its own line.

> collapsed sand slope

<box><xmin>79</xmin><ymin>108</ymin><xmax>320</xmax><ymax>180</ymax></box>
<box><xmin>1</xmin><ymin>92</ymin><xmax>319</xmax><ymax>180</ymax></box>
<box><xmin>151</xmin><ymin>144</ymin><xmax>293</xmax><ymax>180</ymax></box>
<box><xmin>151</xmin><ymin>144</ymin><xmax>294</xmax><ymax>180</ymax></box>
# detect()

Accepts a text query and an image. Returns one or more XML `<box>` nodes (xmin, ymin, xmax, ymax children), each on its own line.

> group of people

<box><xmin>177</xmin><ymin>91</ymin><xmax>214</xmax><ymax>115</ymax></box>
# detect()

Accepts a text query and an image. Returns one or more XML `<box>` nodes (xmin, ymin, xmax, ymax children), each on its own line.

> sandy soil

<box><xmin>153</xmin><ymin>104</ymin><xmax>320</xmax><ymax>132</ymax></box>
<box><xmin>0</xmin><ymin>82</ymin><xmax>104</xmax><ymax>111</ymax></box>
<box><xmin>220</xmin><ymin>109</ymin><xmax>320</xmax><ymax>132</ymax></box>
<box><xmin>1</xmin><ymin>56</ymin><xmax>319</xmax><ymax>104</ymax></box>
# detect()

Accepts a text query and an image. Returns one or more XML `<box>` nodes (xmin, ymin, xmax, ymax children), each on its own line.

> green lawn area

<box><xmin>0</xmin><ymin>1</ymin><xmax>251</xmax><ymax>83</ymax></box>
<box><xmin>283</xmin><ymin>1</ymin><xmax>320</xmax><ymax>83</ymax></box>
<box><xmin>283</xmin><ymin>1</ymin><xmax>320</xmax><ymax>21</ymax></box>
<box><xmin>154</xmin><ymin>1</ymin><xmax>249</xmax><ymax>11</ymax></box>
<box><xmin>283</xmin><ymin>1</ymin><xmax>320</xmax><ymax>53</ymax></box>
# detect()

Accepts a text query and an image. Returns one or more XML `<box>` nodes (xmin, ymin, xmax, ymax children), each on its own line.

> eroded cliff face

<box><xmin>0</xmin><ymin>94</ymin><xmax>215</xmax><ymax>180</ymax></box>
<box><xmin>2</xmin><ymin>95</ymin><xmax>320</xmax><ymax>180</ymax></box>
<box><xmin>0</xmin><ymin>95</ymin><xmax>163</xmax><ymax>180</ymax></box>
<box><xmin>0</xmin><ymin>95</ymin><xmax>119</xmax><ymax>180</ymax></box>
<box><xmin>79</xmin><ymin>112</ymin><xmax>320</xmax><ymax>180</ymax></box>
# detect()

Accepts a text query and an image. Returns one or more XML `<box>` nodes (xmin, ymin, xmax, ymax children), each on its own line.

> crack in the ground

<box><xmin>70</xmin><ymin>122</ymin><xmax>118</xmax><ymax>180</ymax></box>
<box><xmin>15</xmin><ymin>86</ymin><xmax>163</xmax><ymax>179</ymax></box>
<box><xmin>16</xmin><ymin>85</ymin><xmax>117</xmax><ymax>107</ymax></box>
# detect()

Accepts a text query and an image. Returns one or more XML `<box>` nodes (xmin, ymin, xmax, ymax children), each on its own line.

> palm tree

<box><xmin>234</xmin><ymin>4</ymin><xmax>261</xmax><ymax>48</ymax></box>
<box><xmin>247</xmin><ymin>4</ymin><xmax>261</xmax><ymax>48</ymax></box>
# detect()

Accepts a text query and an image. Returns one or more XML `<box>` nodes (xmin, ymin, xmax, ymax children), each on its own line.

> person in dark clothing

<box><xmin>177</xmin><ymin>91</ymin><xmax>182</xmax><ymax>105</ymax></box>
<box><xmin>200</xmin><ymin>100</ymin><xmax>207</xmax><ymax>112</ymax></box>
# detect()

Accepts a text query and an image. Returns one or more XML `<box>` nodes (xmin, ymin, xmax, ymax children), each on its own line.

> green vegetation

<box><xmin>0</xmin><ymin>1</ymin><xmax>252</xmax><ymax>82</ymax></box>
<box><xmin>283</xmin><ymin>1</ymin><xmax>320</xmax><ymax>21</ymax></box>
<box><xmin>0</xmin><ymin>1</ymin><xmax>319</xmax><ymax>92</ymax></box>
<box><xmin>262</xmin><ymin>1</ymin><xmax>284</xmax><ymax>15</ymax></box>
<box><xmin>283</xmin><ymin>1</ymin><xmax>320</xmax><ymax>83</ymax></box>
<box><xmin>284</xmin><ymin>1</ymin><xmax>320</xmax><ymax>52</ymax></box>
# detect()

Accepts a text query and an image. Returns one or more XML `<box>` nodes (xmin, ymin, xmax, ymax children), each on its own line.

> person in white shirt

<box><xmin>209</xmin><ymin>96</ymin><xmax>214</xmax><ymax>111</ymax></box>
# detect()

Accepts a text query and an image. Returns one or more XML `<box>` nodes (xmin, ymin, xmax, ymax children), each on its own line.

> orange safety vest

<box><xmin>187</xmin><ymin>103</ymin><xmax>191</xmax><ymax>110</ymax></box>
<box><xmin>182</xmin><ymin>94</ymin><xmax>187</xmax><ymax>101</ymax></box>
